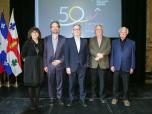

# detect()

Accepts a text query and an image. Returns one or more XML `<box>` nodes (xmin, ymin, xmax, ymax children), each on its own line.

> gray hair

<box><xmin>119</xmin><ymin>27</ymin><xmax>129</xmax><ymax>34</ymax></box>
<box><xmin>95</xmin><ymin>24</ymin><xmax>104</xmax><ymax>29</ymax></box>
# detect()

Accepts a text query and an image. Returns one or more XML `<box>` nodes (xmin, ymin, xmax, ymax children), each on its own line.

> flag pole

<box><xmin>11</xmin><ymin>8</ymin><xmax>19</xmax><ymax>88</ymax></box>
<box><xmin>0</xmin><ymin>11</ymin><xmax>2</xmax><ymax>87</ymax></box>
<box><xmin>6</xmin><ymin>74</ymin><xmax>10</xmax><ymax>87</ymax></box>
<box><xmin>0</xmin><ymin>9</ymin><xmax>3</xmax><ymax>19</ymax></box>
<box><xmin>6</xmin><ymin>8</ymin><xmax>10</xmax><ymax>88</ymax></box>
<box><xmin>14</xmin><ymin>77</ymin><xmax>18</xmax><ymax>88</ymax></box>
<box><xmin>0</xmin><ymin>73</ymin><xmax>4</xmax><ymax>87</ymax></box>
<box><xmin>0</xmin><ymin>74</ymin><xmax>2</xmax><ymax>88</ymax></box>
<box><xmin>7</xmin><ymin>74</ymin><xmax>10</xmax><ymax>87</ymax></box>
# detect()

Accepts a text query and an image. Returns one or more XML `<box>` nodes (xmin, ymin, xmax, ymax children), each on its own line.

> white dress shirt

<box><xmin>97</xmin><ymin>37</ymin><xmax>102</xmax><ymax>47</ymax></box>
<box><xmin>52</xmin><ymin>36</ymin><xmax>58</xmax><ymax>54</ymax></box>
<box><xmin>74</xmin><ymin>37</ymin><xmax>81</xmax><ymax>53</ymax></box>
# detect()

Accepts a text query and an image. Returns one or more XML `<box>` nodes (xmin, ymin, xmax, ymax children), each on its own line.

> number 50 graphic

<box><xmin>59</xmin><ymin>6</ymin><xmax>88</xmax><ymax>26</ymax></box>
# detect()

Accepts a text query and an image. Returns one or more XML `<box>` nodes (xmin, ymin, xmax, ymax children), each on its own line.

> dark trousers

<box><xmin>69</xmin><ymin>65</ymin><xmax>86</xmax><ymax>102</ymax></box>
<box><xmin>90</xmin><ymin>66</ymin><xmax>106</xmax><ymax>98</ymax></box>
<box><xmin>47</xmin><ymin>68</ymin><xmax>63</xmax><ymax>99</ymax></box>
<box><xmin>113</xmin><ymin>70</ymin><xmax>130</xmax><ymax>100</ymax></box>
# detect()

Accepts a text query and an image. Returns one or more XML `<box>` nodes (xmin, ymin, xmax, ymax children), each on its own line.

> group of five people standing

<box><xmin>21</xmin><ymin>21</ymin><xmax>135</xmax><ymax>110</ymax></box>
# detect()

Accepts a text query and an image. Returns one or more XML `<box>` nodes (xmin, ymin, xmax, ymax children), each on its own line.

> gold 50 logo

<box><xmin>59</xmin><ymin>6</ymin><xmax>89</xmax><ymax>26</ymax></box>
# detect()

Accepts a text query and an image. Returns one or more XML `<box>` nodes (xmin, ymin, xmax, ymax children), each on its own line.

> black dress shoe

<box><xmin>89</xmin><ymin>98</ymin><xmax>94</xmax><ymax>102</ymax></box>
<box><xmin>36</xmin><ymin>104</ymin><xmax>43</xmax><ymax>108</ymax></box>
<box><xmin>67</xmin><ymin>101</ymin><xmax>73</xmax><ymax>107</ymax></box>
<box><xmin>49</xmin><ymin>99</ymin><xmax>54</xmax><ymax>106</ymax></box>
<box><xmin>100</xmin><ymin>98</ymin><xmax>106</xmax><ymax>103</ymax></box>
<box><xmin>58</xmin><ymin>99</ymin><xmax>64</xmax><ymax>106</ymax></box>
<box><xmin>49</xmin><ymin>102</ymin><xmax>54</xmax><ymax>106</ymax></box>
<box><xmin>30</xmin><ymin>104</ymin><xmax>36</xmax><ymax>110</ymax></box>
<box><xmin>81</xmin><ymin>101</ymin><xmax>87</xmax><ymax>107</ymax></box>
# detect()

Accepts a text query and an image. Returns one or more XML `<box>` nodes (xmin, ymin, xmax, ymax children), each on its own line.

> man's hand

<box><xmin>52</xmin><ymin>60</ymin><xmax>61</xmax><ymax>66</ymax></box>
<box><xmin>111</xmin><ymin>66</ymin><xmax>115</xmax><ymax>72</ymax></box>
<box><xmin>95</xmin><ymin>57</ymin><xmax>100</xmax><ymax>61</ymax></box>
<box><xmin>130</xmin><ymin>68</ymin><xmax>134</xmax><ymax>74</ymax></box>
<box><xmin>66</xmin><ymin>68</ymin><xmax>71</xmax><ymax>75</ymax></box>
<box><xmin>96</xmin><ymin>53</ymin><xmax>104</xmax><ymax>60</ymax></box>
<box><xmin>44</xmin><ymin>67</ymin><xmax>48</xmax><ymax>72</ymax></box>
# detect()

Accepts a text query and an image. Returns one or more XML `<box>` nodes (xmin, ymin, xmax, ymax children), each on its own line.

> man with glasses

<box><xmin>65</xmin><ymin>24</ymin><xmax>88</xmax><ymax>107</ymax></box>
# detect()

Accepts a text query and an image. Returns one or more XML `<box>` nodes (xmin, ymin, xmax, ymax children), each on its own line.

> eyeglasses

<box><xmin>73</xmin><ymin>29</ymin><xmax>80</xmax><ymax>31</ymax></box>
<box><xmin>96</xmin><ymin>29</ymin><xmax>102</xmax><ymax>30</ymax></box>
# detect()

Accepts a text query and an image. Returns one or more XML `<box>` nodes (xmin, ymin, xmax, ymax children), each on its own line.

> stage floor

<box><xmin>0</xmin><ymin>84</ymin><xmax>152</xmax><ymax>114</ymax></box>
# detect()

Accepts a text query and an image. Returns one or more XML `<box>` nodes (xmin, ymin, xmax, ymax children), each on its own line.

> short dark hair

<box><xmin>72</xmin><ymin>24</ymin><xmax>81</xmax><ymax>29</ymax></box>
<box><xmin>50</xmin><ymin>21</ymin><xmax>60</xmax><ymax>28</ymax></box>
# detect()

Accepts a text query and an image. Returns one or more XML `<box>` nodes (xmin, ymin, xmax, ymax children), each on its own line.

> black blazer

<box><xmin>21</xmin><ymin>39</ymin><xmax>43</xmax><ymax>58</ymax></box>
<box><xmin>65</xmin><ymin>37</ymin><xmax>89</xmax><ymax>72</ymax></box>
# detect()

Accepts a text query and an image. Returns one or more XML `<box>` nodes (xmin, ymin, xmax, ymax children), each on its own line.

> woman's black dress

<box><xmin>21</xmin><ymin>40</ymin><xmax>44</xmax><ymax>87</ymax></box>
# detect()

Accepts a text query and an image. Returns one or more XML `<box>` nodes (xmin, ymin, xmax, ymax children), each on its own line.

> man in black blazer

<box><xmin>65</xmin><ymin>24</ymin><xmax>88</xmax><ymax>107</ymax></box>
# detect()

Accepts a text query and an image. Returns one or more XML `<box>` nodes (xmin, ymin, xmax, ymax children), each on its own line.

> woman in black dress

<box><xmin>21</xmin><ymin>27</ymin><xmax>44</xmax><ymax>110</ymax></box>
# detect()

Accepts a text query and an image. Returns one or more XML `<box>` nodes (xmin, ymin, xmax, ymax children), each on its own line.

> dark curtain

<box><xmin>10</xmin><ymin>0</ymin><xmax>35</xmax><ymax>46</ymax></box>
<box><xmin>122</xmin><ymin>0</ymin><xmax>146</xmax><ymax>85</ymax></box>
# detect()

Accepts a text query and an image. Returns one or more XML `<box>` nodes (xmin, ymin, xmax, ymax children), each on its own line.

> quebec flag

<box><xmin>7</xmin><ymin>10</ymin><xmax>22</xmax><ymax>76</ymax></box>
<box><xmin>0</xmin><ymin>13</ymin><xmax>12</xmax><ymax>75</ymax></box>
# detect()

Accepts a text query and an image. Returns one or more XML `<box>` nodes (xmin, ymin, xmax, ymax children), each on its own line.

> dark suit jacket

<box><xmin>43</xmin><ymin>35</ymin><xmax>65</xmax><ymax>70</ymax></box>
<box><xmin>65</xmin><ymin>37</ymin><xmax>88</xmax><ymax>72</ymax></box>
<box><xmin>110</xmin><ymin>38</ymin><xmax>135</xmax><ymax>72</ymax></box>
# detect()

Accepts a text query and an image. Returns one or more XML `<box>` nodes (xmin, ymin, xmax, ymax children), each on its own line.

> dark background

<box><xmin>10</xmin><ymin>0</ymin><xmax>146</xmax><ymax>86</ymax></box>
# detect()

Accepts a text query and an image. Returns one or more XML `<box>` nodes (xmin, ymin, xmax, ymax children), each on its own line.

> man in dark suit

<box><xmin>89</xmin><ymin>24</ymin><xmax>111</xmax><ymax>103</ymax></box>
<box><xmin>43</xmin><ymin>21</ymin><xmax>65</xmax><ymax>106</ymax></box>
<box><xmin>110</xmin><ymin>27</ymin><xmax>135</xmax><ymax>107</ymax></box>
<box><xmin>65</xmin><ymin>24</ymin><xmax>88</xmax><ymax>107</ymax></box>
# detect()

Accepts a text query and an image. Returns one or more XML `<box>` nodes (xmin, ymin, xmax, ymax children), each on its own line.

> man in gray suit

<box><xmin>43</xmin><ymin>21</ymin><xmax>65</xmax><ymax>106</ymax></box>
<box><xmin>89</xmin><ymin>24</ymin><xmax>111</xmax><ymax>103</ymax></box>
